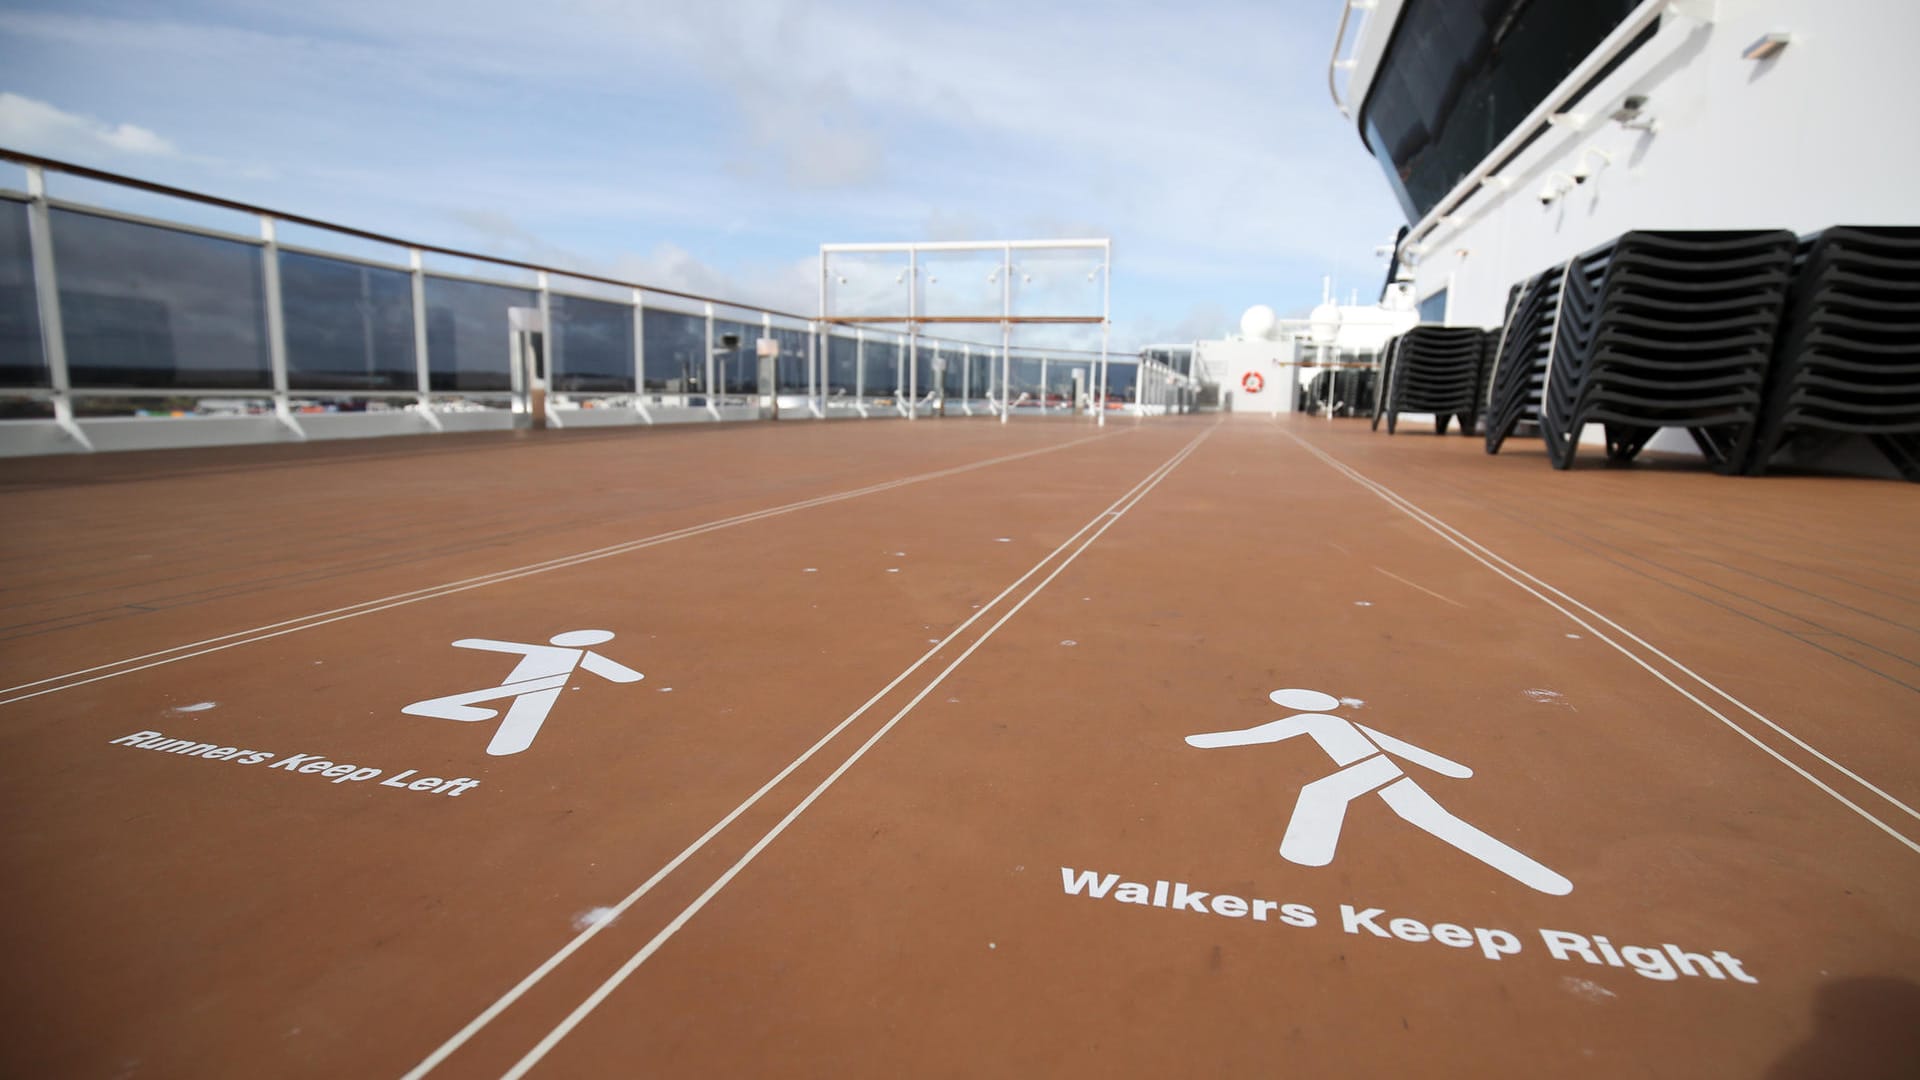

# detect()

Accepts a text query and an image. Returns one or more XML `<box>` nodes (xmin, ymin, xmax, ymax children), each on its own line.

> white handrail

<box><xmin>1398</xmin><ymin>0</ymin><xmax>1680</xmax><ymax>263</ymax></box>
<box><xmin>1326</xmin><ymin>0</ymin><xmax>1363</xmax><ymax>118</ymax></box>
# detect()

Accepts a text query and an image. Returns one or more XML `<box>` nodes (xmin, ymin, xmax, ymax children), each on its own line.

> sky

<box><xmin>0</xmin><ymin>0</ymin><xmax>1408</xmax><ymax>351</ymax></box>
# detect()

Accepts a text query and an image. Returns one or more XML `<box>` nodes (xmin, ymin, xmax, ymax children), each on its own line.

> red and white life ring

<box><xmin>1242</xmin><ymin>371</ymin><xmax>1265</xmax><ymax>394</ymax></box>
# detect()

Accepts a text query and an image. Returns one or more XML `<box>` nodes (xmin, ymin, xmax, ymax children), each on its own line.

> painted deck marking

<box><xmin>398</xmin><ymin>426</ymin><xmax>1211</xmax><ymax>1080</ymax></box>
<box><xmin>0</xmin><ymin>430</ymin><xmax>1126</xmax><ymax>707</ymax></box>
<box><xmin>1286</xmin><ymin>431</ymin><xmax>1920</xmax><ymax>855</ymax></box>
<box><xmin>1186</xmin><ymin>688</ymin><xmax>1571</xmax><ymax>895</ymax></box>
<box><xmin>401</xmin><ymin>630</ymin><xmax>642</xmax><ymax>756</ymax></box>
<box><xmin>490</xmin><ymin>426</ymin><xmax>1214</xmax><ymax>1080</ymax></box>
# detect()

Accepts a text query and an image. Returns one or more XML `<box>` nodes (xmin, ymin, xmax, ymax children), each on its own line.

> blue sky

<box><xmin>0</xmin><ymin>0</ymin><xmax>1406</xmax><ymax>349</ymax></box>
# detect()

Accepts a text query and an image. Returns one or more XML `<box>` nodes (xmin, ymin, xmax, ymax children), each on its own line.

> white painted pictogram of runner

<box><xmin>402</xmin><ymin>630</ymin><xmax>642</xmax><ymax>756</ymax></box>
<box><xmin>1187</xmin><ymin>688</ymin><xmax>1572</xmax><ymax>895</ymax></box>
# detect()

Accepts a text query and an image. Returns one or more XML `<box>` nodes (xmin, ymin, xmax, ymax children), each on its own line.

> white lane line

<box><xmin>1372</xmin><ymin>565</ymin><xmax>1468</xmax><ymax>608</ymax></box>
<box><xmin>398</xmin><ymin>426</ymin><xmax>1211</xmax><ymax>1080</ymax></box>
<box><xmin>0</xmin><ymin>430</ymin><xmax>1126</xmax><ymax>707</ymax></box>
<box><xmin>495</xmin><ymin>427</ymin><xmax>1213</xmax><ymax>1080</ymax></box>
<box><xmin>1286</xmin><ymin>432</ymin><xmax>1920</xmax><ymax>854</ymax></box>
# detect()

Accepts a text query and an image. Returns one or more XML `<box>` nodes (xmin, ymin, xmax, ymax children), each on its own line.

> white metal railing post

<box><xmin>407</xmin><ymin>248</ymin><xmax>441</xmax><ymax>431</ymax></box>
<box><xmin>1039</xmin><ymin>355</ymin><xmax>1048</xmax><ymax>414</ymax></box>
<box><xmin>761</xmin><ymin>311</ymin><xmax>774</xmax><ymax>420</ymax></box>
<box><xmin>538</xmin><ymin>270</ymin><xmax>560</xmax><ymax>428</ymax></box>
<box><xmin>23</xmin><ymin>165</ymin><xmax>89</xmax><ymax>450</ymax></box>
<box><xmin>258</xmin><ymin>215</ymin><xmax>304</xmax><ymax>439</ymax></box>
<box><xmin>703</xmin><ymin>301</ymin><xmax>718</xmax><ymax>420</ymax></box>
<box><xmin>855</xmin><ymin>328</ymin><xmax>867</xmax><ymax>418</ymax></box>
<box><xmin>896</xmin><ymin>333</ymin><xmax>908</xmax><ymax>417</ymax></box>
<box><xmin>1000</xmin><ymin>244</ymin><xmax>1011</xmax><ymax>425</ymax></box>
<box><xmin>907</xmin><ymin>248</ymin><xmax>917</xmax><ymax>422</ymax></box>
<box><xmin>631</xmin><ymin>288</ymin><xmax>652</xmax><ymax>425</ymax></box>
<box><xmin>807</xmin><ymin>320</ymin><xmax>819</xmax><ymax>418</ymax></box>
<box><xmin>962</xmin><ymin>344</ymin><xmax>972</xmax><ymax>417</ymax></box>
<box><xmin>1098</xmin><ymin>241</ymin><xmax>1111</xmax><ymax>426</ymax></box>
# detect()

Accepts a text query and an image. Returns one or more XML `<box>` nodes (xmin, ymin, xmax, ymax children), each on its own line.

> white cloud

<box><xmin>0</xmin><ymin>92</ymin><xmax>178</xmax><ymax>159</ymax></box>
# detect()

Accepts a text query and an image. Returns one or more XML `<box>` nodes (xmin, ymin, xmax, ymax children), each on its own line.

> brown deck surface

<box><xmin>2</xmin><ymin>415</ymin><xmax>1917</xmax><ymax>1078</ymax></box>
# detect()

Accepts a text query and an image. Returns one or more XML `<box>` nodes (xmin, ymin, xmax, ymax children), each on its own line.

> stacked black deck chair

<box><xmin>1746</xmin><ymin>226</ymin><xmax>1920</xmax><ymax>480</ymax></box>
<box><xmin>1380</xmin><ymin>325</ymin><xmax>1490</xmax><ymax>435</ymax></box>
<box><xmin>1370</xmin><ymin>335</ymin><xmax>1399</xmax><ymax>431</ymax></box>
<box><xmin>1304</xmin><ymin>367</ymin><xmax>1377</xmax><ymax>417</ymax></box>
<box><xmin>1484</xmin><ymin>267</ymin><xmax>1566</xmax><ymax>455</ymax></box>
<box><xmin>1538</xmin><ymin>229</ymin><xmax>1798</xmax><ymax>471</ymax></box>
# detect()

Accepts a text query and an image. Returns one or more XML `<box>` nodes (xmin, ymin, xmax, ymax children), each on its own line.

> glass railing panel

<box><xmin>422</xmin><ymin>276</ymin><xmax>534</xmax><ymax>392</ymax></box>
<box><xmin>51</xmin><ymin>207</ymin><xmax>270</xmax><ymax>389</ymax></box>
<box><xmin>550</xmin><ymin>293</ymin><xmax>634</xmax><ymax>393</ymax></box>
<box><xmin>861</xmin><ymin>339</ymin><xmax>900</xmax><ymax>403</ymax></box>
<box><xmin>280</xmin><ymin>250</ymin><xmax>417</xmax><ymax>392</ymax></box>
<box><xmin>640</xmin><ymin>306</ymin><xmax>706</xmax><ymax>397</ymax></box>
<box><xmin>713</xmin><ymin>318</ymin><xmax>756</xmax><ymax>396</ymax></box>
<box><xmin>0</xmin><ymin>197</ymin><xmax>47</xmax><ymax>388</ymax></box>
<box><xmin>826</xmin><ymin>333</ymin><xmax>859</xmax><ymax>406</ymax></box>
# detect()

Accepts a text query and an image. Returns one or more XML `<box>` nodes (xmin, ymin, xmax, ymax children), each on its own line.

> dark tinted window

<box><xmin>864</xmin><ymin>339</ymin><xmax>899</xmax><ymax>396</ymax></box>
<box><xmin>1359</xmin><ymin>0</ymin><xmax>1642</xmax><ymax>220</ymax></box>
<box><xmin>280</xmin><ymin>251</ymin><xmax>416</xmax><ymax>391</ymax></box>
<box><xmin>551</xmin><ymin>294</ymin><xmax>634</xmax><ymax>392</ymax></box>
<box><xmin>713</xmin><ymin>319</ymin><xmax>755</xmax><ymax>393</ymax></box>
<box><xmin>53</xmin><ymin>209</ymin><xmax>270</xmax><ymax>388</ymax></box>
<box><xmin>642</xmin><ymin>307</ymin><xmax>705</xmax><ymax>392</ymax></box>
<box><xmin>827</xmin><ymin>334</ymin><xmax>858</xmax><ymax>395</ymax></box>
<box><xmin>773</xmin><ymin>326</ymin><xmax>810</xmax><ymax>391</ymax></box>
<box><xmin>0</xmin><ymin>199</ymin><xmax>45</xmax><ymax>386</ymax></box>
<box><xmin>423</xmin><ymin>277</ymin><xmax>535</xmax><ymax>392</ymax></box>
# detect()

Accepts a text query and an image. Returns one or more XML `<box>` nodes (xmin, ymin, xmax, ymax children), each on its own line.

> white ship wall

<box><xmin>1401</xmin><ymin>0</ymin><xmax>1920</xmax><ymax>329</ymax></box>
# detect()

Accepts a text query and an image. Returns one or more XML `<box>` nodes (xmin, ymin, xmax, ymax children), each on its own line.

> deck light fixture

<box><xmin>1742</xmin><ymin>32</ymin><xmax>1791</xmax><ymax>61</ymax></box>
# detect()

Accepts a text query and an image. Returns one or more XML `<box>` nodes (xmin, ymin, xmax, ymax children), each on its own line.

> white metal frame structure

<box><xmin>818</xmin><ymin>239</ymin><xmax>1114</xmax><ymax>426</ymax></box>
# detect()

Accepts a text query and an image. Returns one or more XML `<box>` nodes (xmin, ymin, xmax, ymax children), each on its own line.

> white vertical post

<box><xmin>818</xmin><ymin>249</ymin><xmax>828</xmax><ymax>419</ymax></box>
<box><xmin>408</xmin><ymin>248</ymin><xmax>440</xmax><ymax>430</ymax></box>
<box><xmin>761</xmin><ymin>310</ymin><xmax>774</xmax><ymax>420</ymax></box>
<box><xmin>703</xmin><ymin>301</ymin><xmax>718</xmax><ymax>420</ymax></box>
<box><xmin>537</xmin><ymin>270</ymin><xmax>555</xmax><ymax>427</ymax></box>
<box><xmin>855</xmin><ymin>327</ymin><xmax>866</xmax><ymax>418</ymax></box>
<box><xmin>907</xmin><ymin>248</ymin><xmax>917</xmax><ymax>421</ymax></box>
<box><xmin>896</xmin><ymin>333</ymin><xmax>908</xmax><ymax>417</ymax></box>
<box><xmin>1098</xmin><ymin>241</ymin><xmax>1111</xmax><ymax>427</ymax></box>
<box><xmin>1039</xmin><ymin>355</ymin><xmax>1049</xmax><ymax>414</ymax></box>
<box><xmin>807</xmin><ymin>320</ymin><xmax>818</xmax><ymax>418</ymax></box>
<box><xmin>631</xmin><ymin>288</ymin><xmax>652</xmax><ymax>425</ymax></box>
<box><xmin>258</xmin><ymin>215</ymin><xmax>303</xmax><ymax>439</ymax></box>
<box><xmin>23</xmin><ymin>166</ymin><xmax>89</xmax><ymax>450</ymax></box>
<box><xmin>962</xmin><ymin>344</ymin><xmax>972</xmax><ymax>417</ymax></box>
<box><xmin>1000</xmin><ymin>244</ymin><xmax>1012</xmax><ymax>425</ymax></box>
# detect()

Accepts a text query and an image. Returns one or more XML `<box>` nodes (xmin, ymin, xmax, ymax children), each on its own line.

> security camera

<box><xmin>1539</xmin><ymin>185</ymin><xmax>1557</xmax><ymax>206</ymax></box>
<box><xmin>1571</xmin><ymin>148</ymin><xmax>1613</xmax><ymax>184</ymax></box>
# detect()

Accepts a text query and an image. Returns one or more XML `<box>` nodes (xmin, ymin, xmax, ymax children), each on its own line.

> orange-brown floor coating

<box><xmin>1</xmin><ymin>414</ymin><xmax>1916</xmax><ymax>1079</ymax></box>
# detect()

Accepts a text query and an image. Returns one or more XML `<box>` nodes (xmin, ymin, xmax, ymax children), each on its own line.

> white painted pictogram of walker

<box><xmin>402</xmin><ymin>630</ymin><xmax>642</xmax><ymax>756</ymax></box>
<box><xmin>1186</xmin><ymin>688</ymin><xmax>1572</xmax><ymax>895</ymax></box>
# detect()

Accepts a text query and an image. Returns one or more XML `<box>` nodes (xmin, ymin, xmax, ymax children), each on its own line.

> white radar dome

<box><xmin>1307</xmin><ymin>302</ymin><xmax>1343</xmax><ymax>345</ymax></box>
<box><xmin>1238</xmin><ymin>304</ymin><xmax>1279</xmax><ymax>341</ymax></box>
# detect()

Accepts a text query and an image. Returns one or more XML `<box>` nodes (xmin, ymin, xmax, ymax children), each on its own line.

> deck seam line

<box><xmin>0</xmin><ymin>429</ymin><xmax>1130</xmax><ymax>706</ymax></box>
<box><xmin>488</xmin><ymin>423</ymin><xmax>1217</xmax><ymax>1080</ymax></box>
<box><xmin>1285</xmin><ymin>432</ymin><xmax>1920</xmax><ymax>854</ymax></box>
<box><xmin>396</xmin><ymin>425</ymin><xmax>1208</xmax><ymax>1079</ymax></box>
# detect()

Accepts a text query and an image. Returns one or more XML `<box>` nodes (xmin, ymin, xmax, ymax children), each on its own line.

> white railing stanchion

<box><xmin>23</xmin><ymin>165</ymin><xmax>89</xmax><ymax>450</ymax></box>
<box><xmin>408</xmin><ymin>248</ymin><xmax>441</xmax><ymax>431</ymax></box>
